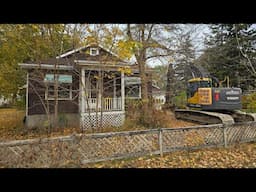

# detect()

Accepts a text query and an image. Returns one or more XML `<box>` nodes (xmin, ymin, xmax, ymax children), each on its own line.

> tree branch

<box><xmin>127</xmin><ymin>24</ymin><xmax>133</xmax><ymax>41</ymax></box>
<box><xmin>235</xmin><ymin>25</ymin><xmax>256</xmax><ymax>75</ymax></box>
<box><xmin>146</xmin><ymin>53</ymin><xmax>173</xmax><ymax>60</ymax></box>
<box><xmin>146</xmin><ymin>24</ymin><xmax>154</xmax><ymax>42</ymax></box>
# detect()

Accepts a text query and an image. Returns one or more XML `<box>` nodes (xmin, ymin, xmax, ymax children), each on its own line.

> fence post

<box><xmin>223</xmin><ymin>125</ymin><xmax>228</xmax><ymax>148</ymax></box>
<box><xmin>159</xmin><ymin>128</ymin><xmax>163</xmax><ymax>157</ymax></box>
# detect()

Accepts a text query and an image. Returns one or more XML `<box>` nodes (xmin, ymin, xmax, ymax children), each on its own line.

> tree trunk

<box><xmin>54</xmin><ymin>73</ymin><xmax>59</xmax><ymax>131</ymax></box>
<box><xmin>165</xmin><ymin>63</ymin><xmax>175</xmax><ymax>110</ymax></box>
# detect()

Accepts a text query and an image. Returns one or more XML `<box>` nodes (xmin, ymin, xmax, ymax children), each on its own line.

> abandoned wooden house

<box><xmin>19</xmin><ymin>44</ymin><xmax>152</xmax><ymax>129</ymax></box>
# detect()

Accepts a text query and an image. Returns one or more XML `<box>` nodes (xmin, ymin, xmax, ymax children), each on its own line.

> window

<box><xmin>199</xmin><ymin>81</ymin><xmax>212</xmax><ymax>88</ymax></box>
<box><xmin>125</xmin><ymin>85</ymin><xmax>141</xmax><ymax>99</ymax></box>
<box><xmin>90</xmin><ymin>48</ymin><xmax>99</xmax><ymax>56</ymax></box>
<box><xmin>44</xmin><ymin>74</ymin><xmax>72</xmax><ymax>100</ymax></box>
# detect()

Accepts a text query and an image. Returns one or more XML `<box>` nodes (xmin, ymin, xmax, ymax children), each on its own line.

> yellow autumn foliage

<box><xmin>118</xmin><ymin>66</ymin><xmax>132</xmax><ymax>75</ymax></box>
<box><xmin>116</xmin><ymin>40</ymin><xmax>142</xmax><ymax>60</ymax></box>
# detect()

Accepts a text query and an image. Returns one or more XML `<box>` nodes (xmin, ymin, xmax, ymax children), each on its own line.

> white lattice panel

<box><xmin>80</xmin><ymin>111</ymin><xmax>125</xmax><ymax>129</ymax></box>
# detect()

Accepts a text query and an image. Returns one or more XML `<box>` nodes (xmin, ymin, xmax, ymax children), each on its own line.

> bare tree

<box><xmin>125</xmin><ymin>24</ymin><xmax>178</xmax><ymax>114</ymax></box>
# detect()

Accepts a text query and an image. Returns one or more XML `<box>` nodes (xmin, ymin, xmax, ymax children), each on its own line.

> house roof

<box><xmin>19</xmin><ymin>44</ymin><xmax>134</xmax><ymax>69</ymax></box>
<box><xmin>56</xmin><ymin>44</ymin><xmax>124</xmax><ymax>61</ymax></box>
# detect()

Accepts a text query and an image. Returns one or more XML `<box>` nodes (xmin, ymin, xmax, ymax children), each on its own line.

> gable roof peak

<box><xmin>56</xmin><ymin>43</ymin><xmax>112</xmax><ymax>59</ymax></box>
<box><xmin>56</xmin><ymin>43</ymin><xmax>131</xmax><ymax>64</ymax></box>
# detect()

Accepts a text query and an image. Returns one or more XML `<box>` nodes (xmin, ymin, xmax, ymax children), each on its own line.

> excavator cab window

<box><xmin>199</xmin><ymin>80</ymin><xmax>212</xmax><ymax>88</ymax></box>
<box><xmin>187</xmin><ymin>81</ymin><xmax>199</xmax><ymax>98</ymax></box>
<box><xmin>187</xmin><ymin>80</ymin><xmax>212</xmax><ymax>98</ymax></box>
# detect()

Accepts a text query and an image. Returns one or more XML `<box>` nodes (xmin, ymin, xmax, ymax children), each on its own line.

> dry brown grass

<box><xmin>156</xmin><ymin>110</ymin><xmax>196</xmax><ymax>128</ymax></box>
<box><xmin>0</xmin><ymin>108</ymin><xmax>197</xmax><ymax>141</ymax></box>
<box><xmin>0</xmin><ymin>108</ymin><xmax>26</xmax><ymax>141</ymax></box>
<box><xmin>0</xmin><ymin>108</ymin><xmax>25</xmax><ymax>129</ymax></box>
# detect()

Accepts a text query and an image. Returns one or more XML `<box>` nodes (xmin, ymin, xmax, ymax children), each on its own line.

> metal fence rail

<box><xmin>1</xmin><ymin>122</ymin><xmax>256</xmax><ymax>167</ymax></box>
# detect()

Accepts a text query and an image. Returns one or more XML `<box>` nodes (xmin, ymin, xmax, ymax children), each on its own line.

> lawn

<box><xmin>0</xmin><ymin>108</ymin><xmax>26</xmax><ymax>141</ymax></box>
<box><xmin>0</xmin><ymin>108</ymin><xmax>25</xmax><ymax>129</ymax></box>
<box><xmin>0</xmin><ymin>108</ymin><xmax>196</xmax><ymax>141</ymax></box>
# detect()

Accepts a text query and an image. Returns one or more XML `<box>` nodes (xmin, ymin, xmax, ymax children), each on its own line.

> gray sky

<box><xmin>148</xmin><ymin>24</ymin><xmax>211</xmax><ymax>67</ymax></box>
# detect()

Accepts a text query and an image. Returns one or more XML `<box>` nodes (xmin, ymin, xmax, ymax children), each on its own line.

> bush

<box><xmin>14</xmin><ymin>95</ymin><xmax>26</xmax><ymax>110</ymax></box>
<box><xmin>125</xmin><ymin>99</ymin><xmax>171</xmax><ymax>129</ymax></box>
<box><xmin>174</xmin><ymin>91</ymin><xmax>187</xmax><ymax>109</ymax></box>
<box><xmin>242</xmin><ymin>93</ymin><xmax>256</xmax><ymax>112</ymax></box>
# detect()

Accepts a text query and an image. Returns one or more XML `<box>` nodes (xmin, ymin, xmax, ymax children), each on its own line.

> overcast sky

<box><xmin>148</xmin><ymin>24</ymin><xmax>211</xmax><ymax>67</ymax></box>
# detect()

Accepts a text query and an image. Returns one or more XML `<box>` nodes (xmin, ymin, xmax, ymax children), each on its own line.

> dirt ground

<box><xmin>164</xmin><ymin>111</ymin><xmax>196</xmax><ymax>128</ymax></box>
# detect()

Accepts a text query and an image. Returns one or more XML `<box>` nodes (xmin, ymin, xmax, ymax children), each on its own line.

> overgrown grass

<box><xmin>0</xmin><ymin>108</ymin><xmax>26</xmax><ymax>141</ymax></box>
<box><xmin>0</xmin><ymin>104</ymin><xmax>196</xmax><ymax>141</ymax></box>
<box><xmin>0</xmin><ymin>108</ymin><xmax>25</xmax><ymax>129</ymax></box>
<box><xmin>125</xmin><ymin>99</ymin><xmax>175</xmax><ymax>129</ymax></box>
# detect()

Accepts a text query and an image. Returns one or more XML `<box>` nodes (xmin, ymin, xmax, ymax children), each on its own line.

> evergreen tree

<box><xmin>165</xmin><ymin>31</ymin><xmax>196</xmax><ymax>108</ymax></box>
<box><xmin>197</xmin><ymin>24</ymin><xmax>256</xmax><ymax>91</ymax></box>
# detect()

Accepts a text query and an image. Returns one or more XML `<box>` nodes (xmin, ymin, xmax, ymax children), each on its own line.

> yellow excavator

<box><xmin>173</xmin><ymin>64</ymin><xmax>256</xmax><ymax>125</ymax></box>
<box><xmin>186</xmin><ymin>76</ymin><xmax>241</xmax><ymax>111</ymax></box>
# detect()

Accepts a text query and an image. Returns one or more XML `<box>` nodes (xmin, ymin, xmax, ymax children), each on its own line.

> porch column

<box><xmin>26</xmin><ymin>72</ymin><xmax>29</xmax><ymax>117</ymax></box>
<box><xmin>139</xmin><ymin>85</ymin><xmax>142</xmax><ymax>99</ymax></box>
<box><xmin>121</xmin><ymin>71</ymin><xmax>125</xmax><ymax>111</ymax></box>
<box><xmin>113</xmin><ymin>76</ymin><xmax>116</xmax><ymax>109</ymax></box>
<box><xmin>81</xmin><ymin>68</ymin><xmax>85</xmax><ymax>113</ymax></box>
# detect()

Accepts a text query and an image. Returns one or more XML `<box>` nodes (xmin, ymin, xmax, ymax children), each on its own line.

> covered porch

<box><xmin>79</xmin><ymin>63</ymin><xmax>126</xmax><ymax>129</ymax></box>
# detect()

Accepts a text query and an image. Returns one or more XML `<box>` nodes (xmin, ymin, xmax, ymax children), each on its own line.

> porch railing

<box><xmin>85</xmin><ymin>97</ymin><xmax>122</xmax><ymax>112</ymax></box>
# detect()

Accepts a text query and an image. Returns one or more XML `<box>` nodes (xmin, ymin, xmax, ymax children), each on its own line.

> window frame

<box><xmin>44</xmin><ymin>74</ymin><xmax>73</xmax><ymax>101</ymax></box>
<box><xmin>90</xmin><ymin>48</ymin><xmax>99</xmax><ymax>56</ymax></box>
<box><xmin>125</xmin><ymin>84</ymin><xmax>141</xmax><ymax>99</ymax></box>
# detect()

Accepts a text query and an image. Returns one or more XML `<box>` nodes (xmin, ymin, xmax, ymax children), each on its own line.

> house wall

<box><xmin>69</xmin><ymin>46</ymin><xmax>123</xmax><ymax>62</ymax></box>
<box><xmin>27</xmin><ymin>69</ymin><xmax>79</xmax><ymax>116</ymax></box>
<box><xmin>26</xmin><ymin>113</ymin><xmax>80</xmax><ymax>129</ymax></box>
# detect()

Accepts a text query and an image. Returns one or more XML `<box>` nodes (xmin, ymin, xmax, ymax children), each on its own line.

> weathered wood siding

<box><xmin>28</xmin><ymin>69</ymin><xmax>79</xmax><ymax>115</ymax></box>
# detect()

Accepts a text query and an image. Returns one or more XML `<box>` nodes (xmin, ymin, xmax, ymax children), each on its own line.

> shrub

<box><xmin>242</xmin><ymin>93</ymin><xmax>256</xmax><ymax>112</ymax></box>
<box><xmin>174</xmin><ymin>91</ymin><xmax>187</xmax><ymax>109</ymax></box>
<box><xmin>125</xmin><ymin>99</ymin><xmax>171</xmax><ymax>129</ymax></box>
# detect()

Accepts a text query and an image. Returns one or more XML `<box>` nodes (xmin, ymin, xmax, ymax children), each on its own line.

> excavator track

<box><xmin>228</xmin><ymin>110</ymin><xmax>256</xmax><ymax>123</ymax></box>
<box><xmin>175</xmin><ymin>109</ymin><xmax>256</xmax><ymax>125</ymax></box>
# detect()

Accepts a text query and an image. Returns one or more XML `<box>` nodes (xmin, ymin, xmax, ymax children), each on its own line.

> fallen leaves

<box><xmin>0</xmin><ymin>109</ymin><xmax>198</xmax><ymax>142</ymax></box>
<box><xmin>83</xmin><ymin>142</ymin><xmax>256</xmax><ymax>168</ymax></box>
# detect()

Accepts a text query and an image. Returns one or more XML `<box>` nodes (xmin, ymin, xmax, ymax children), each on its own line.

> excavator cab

<box><xmin>187</xmin><ymin>78</ymin><xmax>212</xmax><ymax>97</ymax></box>
<box><xmin>187</xmin><ymin>78</ymin><xmax>213</xmax><ymax>108</ymax></box>
<box><xmin>187</xmin><ymin>77</ymin><xmax>242</xmax><ymax>111</ymax></box>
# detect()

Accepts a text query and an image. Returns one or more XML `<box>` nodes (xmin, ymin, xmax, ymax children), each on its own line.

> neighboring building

<box><xmin>0</xmin><ymin>96</ymin><xmax>11</xmax><ymax>107</ymax></box>
<box><xmin>151</xmin><ymin>84</ymin><xmax>166</xmax><ymax>110</ymax></box>
<box><xmin>19</xmin><ymin>44</ymin><xmax>151</xmax><ymax>129</ymax></box>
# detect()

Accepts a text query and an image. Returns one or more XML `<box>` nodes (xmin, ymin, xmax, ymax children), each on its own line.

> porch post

<box><xmin>26</xmin><ymin>72</ymin><xmax>29</xmax><ymax>117</ymax></box>
<box><xmin>139</xmin><ymin>85</ymin><xmax>142</xmax><ymax>99</ymax></box>
<box><xmin>113</xmin><ymin>76</ymin><xmax>116</xmax><ymax>109</ymax></box>
<box><xmin>121</xmin><ymin>71</ymin><xmax>125</xmax><ymax>111</ymax></box>
<box><xmin>81</xmin><ymin>68</ymin><xmax>85</xmax><ymax>113</ymax></box>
